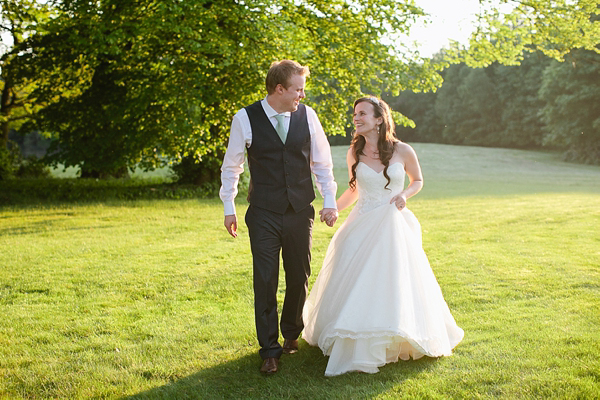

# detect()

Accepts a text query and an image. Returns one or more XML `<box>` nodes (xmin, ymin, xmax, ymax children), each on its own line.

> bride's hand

<box><xmin>320</xmin><ymin>208</ymin><xmax>338</xmax><ymax>227</ymax></box>
<box><xmin>390</xmin><ymin>194</ymin><xmax>407</xmax><ymax>210</ymax></box>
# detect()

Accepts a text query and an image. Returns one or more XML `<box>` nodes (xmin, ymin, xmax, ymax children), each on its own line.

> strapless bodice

<box><xmin>355</xmin><ymin>162</ymin><xmax>405</xmax><ymax>215</ymax></box>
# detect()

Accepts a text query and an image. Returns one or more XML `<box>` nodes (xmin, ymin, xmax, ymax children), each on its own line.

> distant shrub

<box><xmin>0</xmin><ymin>141</ymin><xmax>21</xmax><ymax>180</ymax></box>
<box><xmin>16</xmin><ymin>156</ymin><xmax>52</xmax><ymax>179</ymax></box>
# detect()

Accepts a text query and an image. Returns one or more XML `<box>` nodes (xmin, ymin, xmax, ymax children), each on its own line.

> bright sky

<box><xmin>405</xmin><ymin>0</ymin><xmax>484</xmax><ymax>58</ymax></box>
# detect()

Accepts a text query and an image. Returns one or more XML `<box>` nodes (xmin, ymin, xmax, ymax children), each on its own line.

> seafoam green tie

<box><xmin>274</xmin><ymin>114</ymin><xmax>287</xmax><ymax>143</ymax></box>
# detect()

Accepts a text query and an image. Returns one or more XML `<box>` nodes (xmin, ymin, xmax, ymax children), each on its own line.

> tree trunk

<box><xmin>0</xmin><ymin>76</ymin><xmax>11</xmax><ymax>150</ymax></box>
<box><xmin>80</xmin><ymin>165</ymin><xmax>129</xmax><ymax>179</ymax></box>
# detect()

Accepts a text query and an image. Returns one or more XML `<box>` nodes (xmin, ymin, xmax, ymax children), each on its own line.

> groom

<box><xmin>220</xmin><ymin>60</ymin><xmax>338</xmax><ymax>374</ymax></box>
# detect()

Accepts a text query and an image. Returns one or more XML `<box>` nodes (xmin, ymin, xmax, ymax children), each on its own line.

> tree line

<box><xmin>390</xmin><ymin>49</ymin><xmax>600</xmax><ymax>164</ymax></box>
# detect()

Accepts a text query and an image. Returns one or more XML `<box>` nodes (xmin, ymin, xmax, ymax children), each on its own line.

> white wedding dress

<box><xmin>302</xmin><ymin>161</ymin><xmax>464</xmax><ymax>376</ymax></box>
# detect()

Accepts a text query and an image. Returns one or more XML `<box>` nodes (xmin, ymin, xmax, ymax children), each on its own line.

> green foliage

<box><xmin>435</xmin><ymin>66</ymin><xmax>505</xmax><ymax>146</ymax></box>
<box><xmin>539</xmin><ymin>49</ymin><xmax>600</xmax><ymax>164</ymax></box>
<box><xmin>391</xmin><ymin>50</ymin><xmax>599</xmax><ymax>164</ymax></box>
<box><xmin>494</xmin><ymin>52</ymin><xmax>551</xmax><ymax>147</ymax></box>
<box><xmin>6</xmin><ymin>0</ymin><xmax>599</xmax><ymax>180</ymax></box>
<box><xmin>0</xmin><ymin>140</ymin><xmax>21</xmax><ymax>179</ymax></box>
<box><xmin>15</xmin><ymin>0</ymin><xmax>442</xmax><ymax>180</ymax></box>
<box><xmin>431</xmin><ymin>54</ymin><xmax>550</xmax><ymax>148</ymax></box>
<box><xmin>0</xmin><ymin>0</ymin><xmax>56</xmax><ymax>146</ymax></box>
<box><xmin>172</xmin><ymin>153</ymin><xmax>224</xmax><ymax>187</ymax></box>
<box><xmin>455</xmin><ymin>0</ymin><xmax>600</xmax><ymax>67</ymax></box>
<box><xmin>15</xmin><ymin>155</ymin><xmax>51</xmax><ymax>179</ymax></box>
<box><xmin>0</xmin><ymin>138</ymin><xmax>51</xmax><ymax>180</ymax></box>
<box><xmin>387</xmin><ymin>90</ymin><xmax>443</xmax><ymax>143</ymax></box>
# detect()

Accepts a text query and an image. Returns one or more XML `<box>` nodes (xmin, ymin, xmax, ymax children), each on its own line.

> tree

<box><xmin>13</xmin><ymin>0</ymin><xmax>600</xmax><ymax>180</ymax></box>
<box><xmin>17</xmin><ymin>0</ymin><xmax>442</xmax><ymax>180</ymax></box>
<box><xmin>494</xmin><ymin>51</ymin><xmax>550</xmax><ymax>148</ymax></box>
<box><xmin>432</xmin><ymin>65</ymin><xmax>500</xmax><ymax>146</ymax></box>
<box><xmin>454</xmin><ymin>67</ymin><xmax>504</xmax><ymax>146</ymax></box>
<box><xmin>390</xmin><ymin>2</ymin><xmax>598</xmax><ymax>160</ymax></box>
<box><xmin>457</xmin><ymin>0</ymin><xmax>600</xmax><ymax>67</ymax></box>
<box><xmin>539</xmin><ymin>49</ymin><xmax>600</xmax><ymax>163</ymax></box>
<box><xmin>0</xmin><ymin>0</ymin><xmax>55</xmax><ymax>178</ymax></box>
<box><xmin>434</xmin><ymin>63</ymin><xmax>470</xmax><ymax>144</ymax></box>
<box><xmin>387</xmin><ymin>90</ymin><xmax>443</xmax><ymax>143</ymax></box>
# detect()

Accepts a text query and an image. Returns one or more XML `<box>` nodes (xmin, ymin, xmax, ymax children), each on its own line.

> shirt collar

<box><xmin>262</xmin><ymin>96</ymin><xmax>290</xmax><ymax>118</ymax></box>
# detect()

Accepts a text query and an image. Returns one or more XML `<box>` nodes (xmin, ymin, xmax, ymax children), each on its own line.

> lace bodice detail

<box><xmin>355</xmin><ymin>162</ymin><xmax>405</xmax><ymax>215</ymax></box>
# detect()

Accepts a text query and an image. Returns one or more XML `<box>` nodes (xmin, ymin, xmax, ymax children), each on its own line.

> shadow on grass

<box><xmin>0</xmin><ymin>221</ymin><xmax>116</xmax><ymax>236</ymax></box>
<box><xmin>127</xmin><ymin>342</ymin><xmax>440</xmax><ymax>399</ymax></box>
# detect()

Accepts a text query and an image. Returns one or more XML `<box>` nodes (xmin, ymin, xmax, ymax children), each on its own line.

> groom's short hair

<box><xmin>266</xmin><ymin>60</ymin><xmax>310</xmax><ymax>95</ymax></box>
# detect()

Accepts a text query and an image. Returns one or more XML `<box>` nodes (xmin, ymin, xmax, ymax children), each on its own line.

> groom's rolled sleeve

<box><xmin>220</xmin><ymin>110</ymin><xmax>251</xmax><ymax>216</ymax></box>
<box><xmin>307</xmin><ymin>106</ymin><xmax>338</xmax><ymax>209</ymax></box>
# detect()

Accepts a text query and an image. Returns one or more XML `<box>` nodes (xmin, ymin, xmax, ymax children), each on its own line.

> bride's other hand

<box><xmin>390</xmin><ymin>193</ymin><xmax>407</xmax><ymax>210</ymax></box>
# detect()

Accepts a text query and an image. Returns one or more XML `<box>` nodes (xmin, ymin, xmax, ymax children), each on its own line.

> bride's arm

<box><xmin>336</xmin><ymin>147</ymin><xmax>360</xmax><ymax>212</ymax></box>
<box><xmin>391</xmin><ymin>142</ymin><xmax>423</xmax><ymax>210</ymax></box>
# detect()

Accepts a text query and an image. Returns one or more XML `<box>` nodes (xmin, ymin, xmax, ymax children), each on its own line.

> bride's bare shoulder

<box><xmin>394</xmin><ymin>141</ymin><xmax>417</xmax><ymax>157</ymax></box>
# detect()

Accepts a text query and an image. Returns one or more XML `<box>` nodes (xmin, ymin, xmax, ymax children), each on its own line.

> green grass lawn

<box><xmin>1</xmin><ymin>143</ymin><xmax>599</xmax><ymax>399</ymax></box>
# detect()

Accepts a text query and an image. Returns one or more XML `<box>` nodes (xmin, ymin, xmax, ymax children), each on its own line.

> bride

<box><xmin>303</xmin><ymin>97</ymin><xmax>464</xmax><ymax>376</ymax></box>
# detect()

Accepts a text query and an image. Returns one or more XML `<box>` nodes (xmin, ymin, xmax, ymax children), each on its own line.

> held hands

<box><xmin>390</xmin><ymin>193</ymin><xmax>407</xmax><ymax>210</ymax></box>
<box><xmin>319</xmin><ymin>208</ymin><xmax>339</xmax><ymax>227</ymax></box>
<box><xmin>224</xmin><ymin>214</ymin><xmax>238</xmax><ymax>238</ymax></box>
<box><xmin>226</xmin><ymin>208</ymin><xmax>338</xmax><ymax>236</ymax></box>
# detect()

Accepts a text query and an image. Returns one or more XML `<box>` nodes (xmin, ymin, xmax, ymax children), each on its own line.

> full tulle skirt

<box><xmin>302</xmin><ymin>203</ymin><xmax>464</xmax><ymax>376</ymax></box>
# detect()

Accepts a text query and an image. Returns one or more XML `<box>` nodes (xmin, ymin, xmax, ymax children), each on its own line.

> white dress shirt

<box><xmin>220</xmin><ymin>97</ymin><xmax>338</xmax><ymax>216</ymax></box>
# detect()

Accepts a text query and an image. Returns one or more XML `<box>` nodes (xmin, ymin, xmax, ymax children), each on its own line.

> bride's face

<box><xmin>353</xmin><ymin>102</ymin><xmax>382</xmax><ymax>136</ymax></box>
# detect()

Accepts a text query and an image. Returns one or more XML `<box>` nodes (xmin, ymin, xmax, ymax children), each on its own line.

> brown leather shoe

<box><xmin>282</xmin><ymin>339</ymin><xmax>299</xmax><ymax>354</ymax></box>
<box><xmin>260</xmin><ymin>357</ymin><xmax>279</xmax><ymax>374</ymax></box>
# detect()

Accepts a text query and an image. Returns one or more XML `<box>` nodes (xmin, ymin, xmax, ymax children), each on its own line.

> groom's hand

<box><xmin>319</xmin><ymin>208</ymin><xmax>338</xmax><ymax>227</ymax></box>
<box><xmin>224</xmin><ymin>214</ymin><xmax>238</xmax><ymax>238</ymax></box>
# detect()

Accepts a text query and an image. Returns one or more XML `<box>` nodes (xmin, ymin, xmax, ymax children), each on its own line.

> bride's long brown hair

<box><xmin>349</xmin><ymin>97</ymin><xmax>398</xmax><ymax>191</ymax></box>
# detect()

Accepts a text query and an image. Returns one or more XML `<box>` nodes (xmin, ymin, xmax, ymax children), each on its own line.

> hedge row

<box><xmin>0</xmin><ymin>178</ymin><xmax>221</xmax><ymax>206</ymax></box>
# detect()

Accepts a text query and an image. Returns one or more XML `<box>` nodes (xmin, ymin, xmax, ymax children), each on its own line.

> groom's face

<box><xmin>278</xmin><ymin>74</ymin><xmax>306</xmax><ymax>113</ymax></box>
